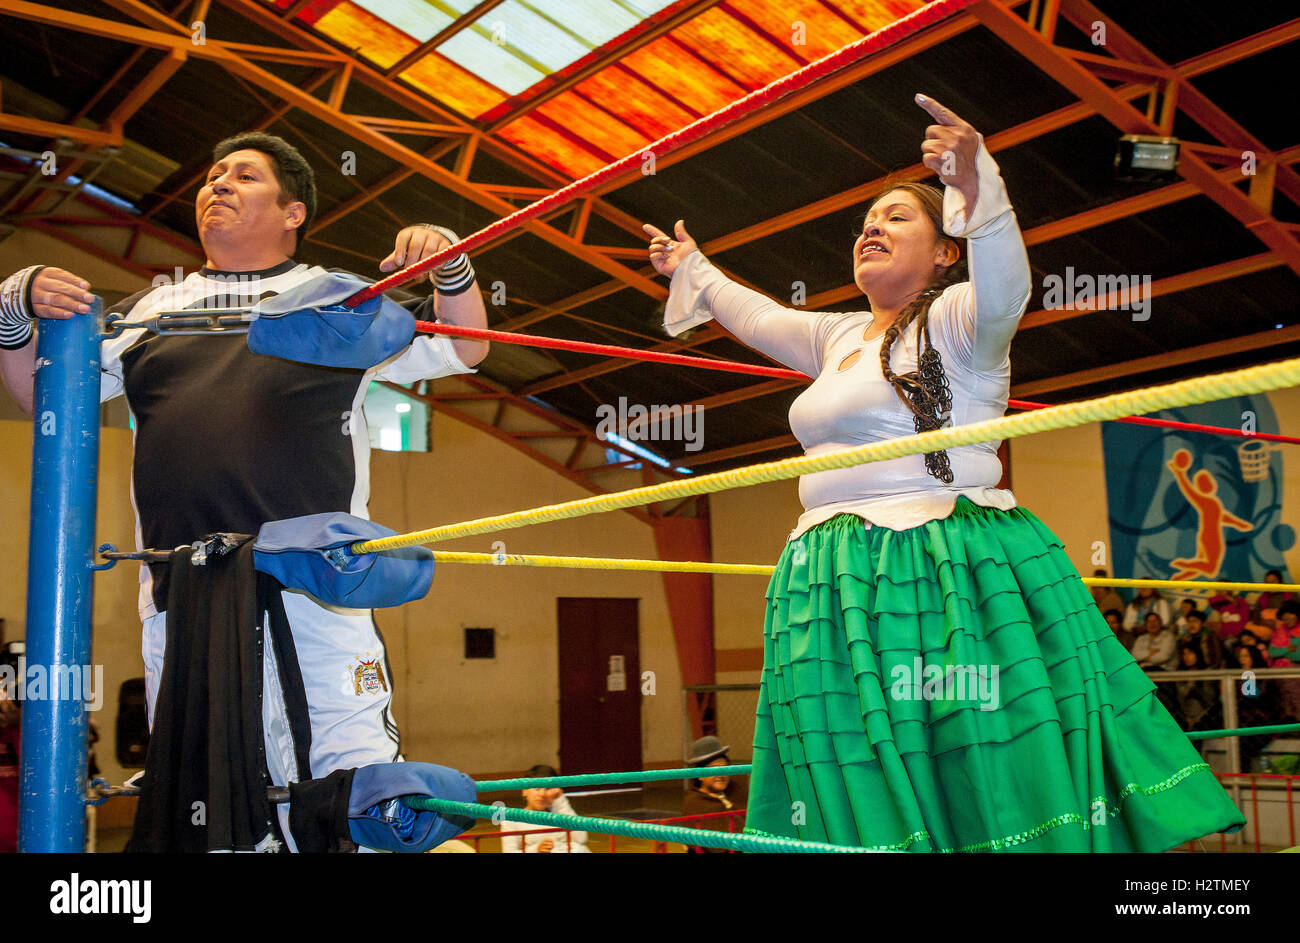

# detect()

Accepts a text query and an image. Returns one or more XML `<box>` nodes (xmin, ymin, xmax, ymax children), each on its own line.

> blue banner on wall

<box><xmin>1101</xmin><ymin>396</ymin><xmax>1294</xmax><ymax>597</ymax></box>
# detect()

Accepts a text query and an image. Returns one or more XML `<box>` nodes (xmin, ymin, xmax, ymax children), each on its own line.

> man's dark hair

<box><xmin>1103</xmin><ymin>608</ymin><xmax>1122</xmax><ymax>621</ymax></box>
<box><xmin>211</xmin><ymin>132</ymin><xmax>317</xmax><ymax>251</ymax></box>
<box><xmin>527</xmin><ymin>764</ymin><xmax>558</xmax><ymax>779</ymax></box>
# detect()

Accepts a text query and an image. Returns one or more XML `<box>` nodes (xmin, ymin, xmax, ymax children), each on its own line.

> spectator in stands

<box><xmin>1266</xmin><ymin>602</ymin><xmax>1300</xmax><ymax>723</ymax></box>
<box><xmin>1172</xmin><ymin>598</ymin><xmax>1197</xmax><ymax>636</ymax></box>
<box><xmin>1182</xmin><ymin>609</ymin><xmax>1224</xmax><ymax>670</ymax></box>
<box><xmin>1269</xmin><ymin>602</ymin><xmax>1300</xmax><ymax>665</ymax></box>
<box><xmin>1235</xmin><ymin>645</ymin><xmax>1287</xmax><ymax>772</ymax></box>
<box><xmin>1254</xmin><ymin>571</ymin><xmax>1296</xmax><ymax>634</ymax></box>
<box><xmin>1175</xmin><ymin>643</ymin><xmax>1222</xmax><ymax>748</ymax></box>
<box><xmin>500</xmin><ymin>765</ymin><xmax>591</xmax><ymax>853</ymax></box>
<box><xmin>1090</xmin><ymin>570</ymin><xmax>1124</xmax><ymax>617</ymax></box>
<box><xmin>1130</xmin><ymin>612</ymin><xmax>1178</xmax><ymax>672</ymax></box>
<box><xmin>1209</xmin><ymin>589</ymin><xmax>1253</xmax><ymax>640</ymax></box>
<box><xmin>682</xmin><ymin>736</ymin><xmax>748</xmax><ymax>854</ymax></box>
<box><xmin>1123</xmin><ymin>587</ymin><xmax>1172</xmax><ymax>633</ymax></box>
<box><xmin>1232</xmin><ymin>629</ymin><xmax>1272</xmax><ymax>667</ymax></box>
<box><xmin>1104</xmin><ymin>608</ymin><xmax>1136</xmax><ymax>653</ymax></box>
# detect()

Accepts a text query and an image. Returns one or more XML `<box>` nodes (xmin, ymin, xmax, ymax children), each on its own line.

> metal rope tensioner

<box><xmin>102</xmin><ymin>306</ymin><xmax>255</xmax><ymax>340</ymax></box>
<box><xmin>94</xmin><ymin>534</ymin><xmax>245</xmax><ymax>571</ymax></box>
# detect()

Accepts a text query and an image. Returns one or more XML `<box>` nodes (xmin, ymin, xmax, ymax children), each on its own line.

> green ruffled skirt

<box><xmin>745</xmin><ymin>500</ymin><xmax>1245</xmax><ymax>851</ymax></box>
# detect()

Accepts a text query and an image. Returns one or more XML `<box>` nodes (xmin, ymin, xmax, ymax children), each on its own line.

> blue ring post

<box><xmin>19</xmin><ymin>302</ymin><xmax>102</xmax><ymax>852</ymax></box>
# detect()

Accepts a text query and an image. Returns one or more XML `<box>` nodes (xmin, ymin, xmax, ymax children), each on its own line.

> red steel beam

<box><xmin>489</xmin><ymin>14</ymin><xmax>1285</xmax><ymax>338</ymax></box>
<box><xmin>1057</xmin><ymin>2</ymin><xmax>1300</xmax><ymax>208</ymax></box>
<box><xmin>7</xmin><ymin>0</ymin><xmax>668</xmax><ymax>301</ymax></box>
<box><xmin>972</xmin><ymin>0</ymin><xmax>1300</xmax><ymax>275</ymax></box>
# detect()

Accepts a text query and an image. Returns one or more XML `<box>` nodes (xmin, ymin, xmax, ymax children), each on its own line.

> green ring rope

<box><xmin>475</xmin><ymin>765</ymin><xmax>751</xmax><ymax>792</ymax></box>
<box><xmin>1185</xmin><ymin>722</ymin><xmax>1300</xmax><ymax>741</ymax></box>
<box><xmin>404</xmin><ymin>796</ymin><xmax>876</xmax><ymax>853</ymax></box>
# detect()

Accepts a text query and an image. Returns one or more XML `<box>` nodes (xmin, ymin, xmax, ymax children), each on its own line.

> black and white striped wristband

<box><xmin>421</xmin><ymin>225</ymin><xmax>476</xmax><ymax>296</ymax></box>
<box><xmin>0</xmin><ymin>265</ymin><xmax>43</xmax><ymax>350</ymax></box>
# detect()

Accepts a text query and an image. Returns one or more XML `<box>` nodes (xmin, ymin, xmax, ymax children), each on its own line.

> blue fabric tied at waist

<box><xmin>348</xmin><ymin>762</ymin><xmax>476</xmax><ymax>853</ymax></box>
<box><xmin>248</xmin><ymin>272</ymin><xmax>415</xmax><ymax>369</ymax></box>
<box><xmin>253</xmin><ymin>512</ymin><xmax>433</xmax><ymax>609</ymax></box>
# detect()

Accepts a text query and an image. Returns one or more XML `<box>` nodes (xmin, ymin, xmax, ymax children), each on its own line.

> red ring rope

<box><xmin>416</xmin><ymin>320</ymin><xmax>1300</xmax><ymax>445</ymax></box>
<box><xmin>342</xmin><ymin>0</ymin><xmax>981</xmax><ymax>308</ymax></box>
<box><xmin>416</xmin><ymin>320</ymin><xmax>806</xmax><ymax>380</ymax></box>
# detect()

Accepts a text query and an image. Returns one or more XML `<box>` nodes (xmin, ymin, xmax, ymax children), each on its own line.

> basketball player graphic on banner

<box><xmin>1103</xmin><ymin>394</ymin><xmax>1294</xmax><ymax>593</ymax></box>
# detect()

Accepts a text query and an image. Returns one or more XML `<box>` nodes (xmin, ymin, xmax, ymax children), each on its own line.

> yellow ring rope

<box><xmin>355</xmin><ymin>356</ymin><xmax>1300</xmax><ymax>553</ymax></box>
<box><xmin>433</xmin><ymin>550</ymin><xmax>774</xmax><ymax>575</ymax></box>
<box><xmin>431</xmin><ymin>551</ymin><xmax>1299</xmax><ymax>594</ymax></box>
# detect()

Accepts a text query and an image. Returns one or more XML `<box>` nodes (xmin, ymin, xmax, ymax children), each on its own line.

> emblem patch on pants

<box><xmin>349</xmin><ymin>656</ymin><xmax>388</xmax><ymax>696</ymax></box>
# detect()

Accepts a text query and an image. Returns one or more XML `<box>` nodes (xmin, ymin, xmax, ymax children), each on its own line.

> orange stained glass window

<box><xmin>498</xmin><ymin>114</ymin><xmax>607</xmax><ymax>178</ymax></box>
<box><xmin>314</xmin><ymin>1</ymin><xmax>418</xmax><ymax>71</ymax></box>
<box><xmin>571</xmin><ymin>67</ymin><xmax>699</xmax><ymax>140</ymax></box>
<box><xmin>533</xmin><ymin>93</ymin><xmax>653</xmax><ymax>164</ymax></box>
<box><xmin>728</xmin><ymin>0</ymin><xmax>868</xmax><ymax>58</ymax></box>
<box><xmin>401</xmin><ymin>54</ymin><xmax>508</xmax><ymax>119</ymax></box>
<box><xmin>671</xmin><ymin>6</ymin><xmax>804</xmax><ymax>90</ymax></box>
<box><xmin>619</xmin><ymin>37</ymin><xmax>747</xmax><ymax>118</ymax></box>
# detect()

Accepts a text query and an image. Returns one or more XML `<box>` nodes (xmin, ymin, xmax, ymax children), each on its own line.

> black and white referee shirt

<box><xmin>100</xmin><ymin>260</ymin><xmax>472</xmax><ymax>619</ymax></box>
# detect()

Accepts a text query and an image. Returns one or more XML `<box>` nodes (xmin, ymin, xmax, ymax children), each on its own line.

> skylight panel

<box><xmin>619</xmin><ymin>0</ymin><xmax>680</xmax><ymax>16</ymax></box>
<box><xmin>474</xmin><ymin>1</ymin><xmax>592</xmax><ymax>73</ymax></box>
<box><xmin>352</xmin><ymin>0</ymin><xmax>455</xmax><ymax>41</ymax></box>
<box><xmin>520</xmin><ymin>0</ymin><xmax>641</xmax><ymax>47</ymax></box>
<box><xmin>437</xmin><ymin>26</ymin><xmax>548</xmax><ymax>94</ymax></box>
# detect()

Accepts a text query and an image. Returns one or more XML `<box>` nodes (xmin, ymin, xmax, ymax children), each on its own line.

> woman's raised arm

<box><xmin>915</xmin><ymin>96</ymin><xmax>1032</xmax><ymax>373</ymax></box>
<box><xmin>645</xmin><ymin>220</ymin><xmax>841</xmax><ymax>378</ymax></box>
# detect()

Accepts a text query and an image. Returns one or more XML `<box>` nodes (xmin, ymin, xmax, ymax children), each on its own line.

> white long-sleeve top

<box><xmin>500</xmin><ymin>793</ymin><xmax>591</xmax><ymax>853</ymax></box>
<box><xmin>665</xmin><ymin>139</ymin><xmax>1032</xmax><ymax>539</ymax></box>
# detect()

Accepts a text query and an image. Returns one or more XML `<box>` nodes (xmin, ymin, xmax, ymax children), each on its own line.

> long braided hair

<box><xmin>868</xmin><ymin>183</ymin><xmax>967</xmax><ymax>484</ymax></box>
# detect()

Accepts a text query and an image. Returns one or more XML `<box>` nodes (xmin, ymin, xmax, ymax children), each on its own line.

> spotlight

<box><xmin>1115</xmin><ymin>134</ymin><xmax>1180</xmax><ymax>181</ymax></box>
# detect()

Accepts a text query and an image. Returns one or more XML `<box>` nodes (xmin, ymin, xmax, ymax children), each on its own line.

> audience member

<box><xmin>1232</xmin><ymin>629</ymin><xmax>1272</xmax><ymax>667</ymax></box>
<box><xmin>1182</xmin><ymin>609</ymin><xmax>1224</xmax><ymax>670</ymax></box>
<box><xmin>1265</xmin><ymin>602</ymin><xmax>1300</xmax><ymax>723</ymax></box>
<box><xmin>1175</xmin><ymin>644</ymin><xmax>1222</xmax><ymax>745</ymax></box>
<box><xmin>1235</xmin><ymin>646</ymin><xmax>1287</xmax><ymax>772</ymax></box>
<box><xmin>1269</xmin><ymin>602</ymin><xmax>1300</xmax><ymax>665</ymax></box>
<box><xmin>1123</xmin><ymin>587</ymin><xmax>1172</xmax><ymax>633</ymax></box>
<box><xmin>1254</xmin><ymin>570</ymin><xmax>1295</xmax><ymax>620</ymax></box>
<box><xmin>500</xmin><ymin>765</ymin><xmax>591</xmax><ymax>853</ymax></box>
<box><xmin>1209</xmin><ymin>589</ymin><xmax>1252</xmax><ymax>640</ymax></box>
<box><xmin>682</xmin><ymin>736</ymin><xmax>748</xmax><ymax>854</ymax></box>
<box><xmin>1090</xmin><ymin>570</ymin><xmax>1124</xmax><ymax>617</ymax></box>
<box><xmin>1104</xmin><ymin>608</ymin><xmax>1135</xmax><ymax>652</ymax></box>
<box><xmin>1172</xmin><ymin>598</ymin><xmax>1196</xmax><ymax>636</ymax></box>
<box><xmin>1130</xmin><ymin>612</ymin><xmax>1178</xmax><ymax>671</ymax></box>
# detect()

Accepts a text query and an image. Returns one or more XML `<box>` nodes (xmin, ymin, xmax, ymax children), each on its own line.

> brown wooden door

<box><xmin>557</xmin><ymin>598</ymin><xmax>641</xmax><ymax>775</ymax></box>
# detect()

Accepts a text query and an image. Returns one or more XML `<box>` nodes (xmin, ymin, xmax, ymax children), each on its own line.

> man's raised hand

<box><xmin>380</xmin><ymin>225</ymin><xmax>453</xmax><ymax>282</ymax></box>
